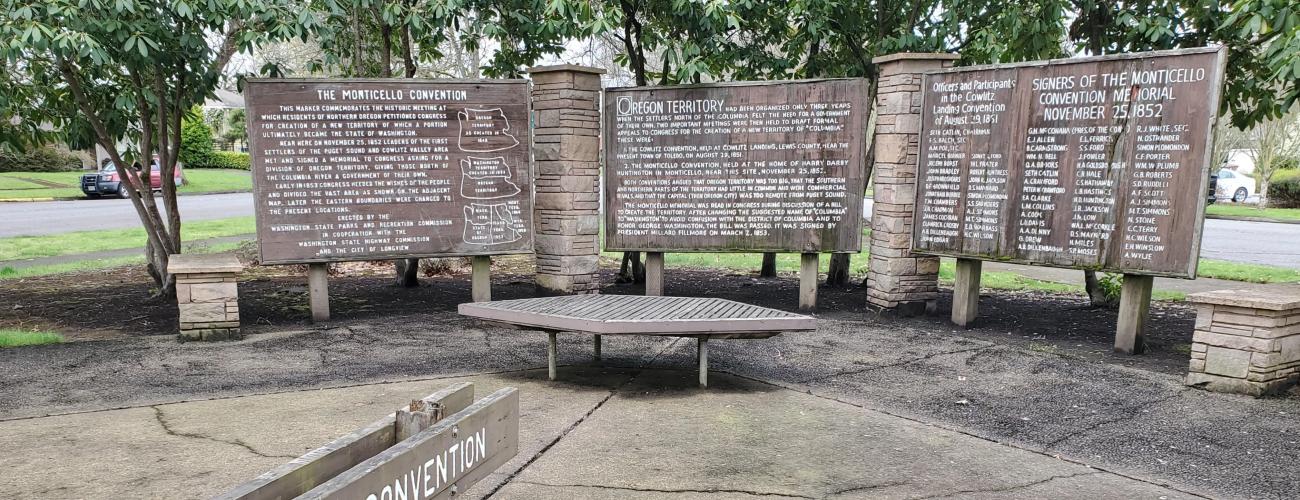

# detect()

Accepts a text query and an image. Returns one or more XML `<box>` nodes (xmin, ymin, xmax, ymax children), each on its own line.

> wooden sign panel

<box><xmin>913</xmin><ymin>48</ymin><xmax>1225</xmax><ymax>278</ymax></box>
<box><xmin>246</xmin><ymin>79</ymin><xmax>532</xmax><ymax>265</ymax></box>
<box><xmin>299</xmin><ymin>387</ymin><xmax>519</xmax><ymax>500</ymax></box>
<box><xmin>604</xmin><ymin>79</ymin><xmax>870</xmax><ymax>252</ymax></box>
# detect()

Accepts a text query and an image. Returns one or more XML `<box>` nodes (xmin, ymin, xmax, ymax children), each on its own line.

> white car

<box><xmin>1215</xmin><ymin>169</ymin><xmax>1255</xmax><ymax>203</ymax></box>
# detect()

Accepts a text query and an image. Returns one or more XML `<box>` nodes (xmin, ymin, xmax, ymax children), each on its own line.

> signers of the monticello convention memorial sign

<box><xmin>913</xmin><ymin>48</ymin><xmax>1226</xmax><ymax>278</ymax></box>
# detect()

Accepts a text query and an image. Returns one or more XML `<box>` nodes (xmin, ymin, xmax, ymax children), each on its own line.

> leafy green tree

<box><xmin>1</xmin><ymin>0</ymin><xmax>316</xmax><ymax>294</ymax></box>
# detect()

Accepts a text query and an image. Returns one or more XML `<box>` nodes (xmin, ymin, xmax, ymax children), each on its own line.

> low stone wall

<box><xmin>1186</xmin><ymin>289</ymin><xmax>1300</xmax><ymax>396</ymax></box>
<box><xmin>169</xmin><ymin>254</ymin><xmax>244</xmax><ymax>341</ymax></box>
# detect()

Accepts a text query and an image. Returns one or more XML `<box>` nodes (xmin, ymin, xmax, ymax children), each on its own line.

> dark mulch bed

<box><xmin>0</xmin><ymin>256</ymin><xmax>1196</xmax><ymax>375</ymax></box>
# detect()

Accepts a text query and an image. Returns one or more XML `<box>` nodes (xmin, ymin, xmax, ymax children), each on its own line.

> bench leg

<box><xmin>548</xmin><ymin>332</ymin><xmax>558</xmax><ymax>381</ymax></box>
<box><xmin>698</xmin><ymin>337</ymin><xmax>708</xmax><ymax>388</ymax></box>
<box><xmin>593</xmin><ymin>334</ymin><xmax>602</xmax><ymax>362</ymax></box>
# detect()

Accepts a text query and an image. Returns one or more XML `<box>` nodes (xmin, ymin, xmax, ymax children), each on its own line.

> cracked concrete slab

<box><xmin>0</xmin><ymin>368</ymin><xmax>630</xmax><ymax>499</ymax></box>
<box><xmin>491</xmin><ymin>369</ymin><xmax>1190</xmax><ymax>500</ymax></box>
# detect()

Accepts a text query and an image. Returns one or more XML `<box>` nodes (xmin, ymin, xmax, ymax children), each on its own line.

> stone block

<box><xmin>560</xmin><ymin>135</ymin><xmax>599</xmax><ymax>161</ymax></box>
<box><xmin>179</xmin><ymin>302</ymin><xmax>228</xmax><ymax>323</ymax></box>
<box><xmin>875</xmin><ymin>134</ymin><xmax>911</xmax><ymax>165</ymax></box>
<box><xmin>1203</xmin><ymin>346</ymin><xmax>1252</xmax><ymax>378</ymax></box>
<box><xmin>189</xmin><ymin>282</ymin><xmax>238</xmax><ymax>303</ymax></box>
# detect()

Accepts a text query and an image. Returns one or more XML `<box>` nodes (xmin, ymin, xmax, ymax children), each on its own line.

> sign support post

<box><xmin>471</xmin><ymin>256</ymin><xmax>491</xmax><ymax>302</ymax></box>
<box><xmin>800</xmin><ymin>253</ymin><xmax>819</xmax><ymax>311</ymax></box>
<box><xmin>308</xmin><ymin>263</ymin><xmax>330</xmax><ymax>322</ymax></box>
<box><xmin>951</xmin><ymin>258</ymin><xmax>981</xmax><ymax>327</ymax></box>
<box><xmin>645</xmin><ymin>252</ymin><xmax>665</xmax><ymax>296</ymax></box>
<box><xmin>1115</xmin><ymin>274</ymin><xmax>1154</xmax><ymax>354</ymax></box>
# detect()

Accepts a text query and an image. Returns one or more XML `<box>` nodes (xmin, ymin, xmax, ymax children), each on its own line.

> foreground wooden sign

<box><xmin>604</xmin><ymin>79</ymin><xmax>870</xmax><ymax>253</ymax></box>
<box><xmin>219</xmin><ymin>383</ymin><xmax>519</xmax><ymax>500</ymax></box>
<box><xmin>913</xmin><ymin>48</ymin><xmax>1225</xmax><ymax>278</ymax></box>
<box><xmin>245</xmin><ymin>79</ymin><xmax>533</xmax><ymax>265</ymax></box>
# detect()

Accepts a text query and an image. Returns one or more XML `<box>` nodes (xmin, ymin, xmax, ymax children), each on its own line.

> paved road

<box><xmin>0</xmin><ymin>192</ymin><xmax>254</xmax><ymax>238</ymax></box>
<box><xmin>864</xmin><ymin>199</ymin><xmax>1300</xmax><ymax>269</ymax></box>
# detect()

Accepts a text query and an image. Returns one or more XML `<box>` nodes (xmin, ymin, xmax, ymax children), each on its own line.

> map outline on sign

<box><xmin>457</xmin><ymin>107</ymin><xmax>521</xmax><ymax>152</ymax></box>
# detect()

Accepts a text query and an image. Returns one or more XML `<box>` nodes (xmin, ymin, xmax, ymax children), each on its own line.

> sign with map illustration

<box><xmin>604</xmin><ymin>79</ymin><xmax>870</xmax><ymax>253</ymax></box>
<box><xmin>912</xmin><ymin>48</ymin><xmax>1225</xmax><ymax>278</ymax></box>
<box><xmin>245</xmin><ymin>78</ymin><xmax>533</xmax><ymax>265</ymax></box>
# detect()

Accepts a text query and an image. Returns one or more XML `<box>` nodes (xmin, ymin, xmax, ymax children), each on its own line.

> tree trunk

<box><xmin>1084</xmin><ymin>270</ymin><xmax>1109</xmax><ymax>307</ymax></box>
<box><xmin>826</xmin><ymin>253</ymin><xmax>850</xmax><ymax>285</ymax></box>
<box><xmin>1260</xmin><ymin>179</ymin><xmax>1270</xmax><ymax>208</ymax></box>
<box><xmin>618</xmin><ymin>252</ymin><xmax>644</xmax><ymax>283</ymax></box>
<box><xmin>760</xmin><ymin>253</ymin><xmax>777</xmax><ymax>277</ymax></box>
<box><xmin>394</xmin><ymin>258</ymin><xmax>420</xmax><ymax>287</ymax></box>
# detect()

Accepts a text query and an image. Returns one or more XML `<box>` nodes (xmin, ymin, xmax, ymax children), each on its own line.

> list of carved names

<box><xmin>247</xmin><ymin>80</ymin><xmax>531</xmax><ymax>264</ymax></box>
<box><xmin>605</xmin><ymin>80</ymin><xmax>868</xmax><ymax>252</ymax></box>
<box><xmin>915</xmin><ymin>50</ymin><xmax>1222</xmax><ymax>276</ymax></box>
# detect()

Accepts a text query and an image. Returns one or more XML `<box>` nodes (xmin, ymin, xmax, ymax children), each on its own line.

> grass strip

<box><xmin>0</xmin><ymin>329</ymin><xmax>64</xmax><ymax>348</ymax></box>
<box><xmin>0</xmin><ymin>216</ymin><xmax>254</xmax><ymax>261</ymax></box>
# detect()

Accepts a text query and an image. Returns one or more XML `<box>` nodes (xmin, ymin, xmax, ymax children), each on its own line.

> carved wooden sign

<box><xmin>913</xmin><ymin>48</ymin><xmax>1226</xmax><ymax>278</ymax></box>
<box><xmin>245</xmin><ymin>79</ymin><xmax>533</xmax><ymax>265</ymax></box>
<box><xmin>604</xmin><ymin>79</ymin><xmax>870</xmax><ymax>253</ymax></box>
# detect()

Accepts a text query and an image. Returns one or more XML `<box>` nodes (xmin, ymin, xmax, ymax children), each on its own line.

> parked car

<box><xmin>1215</xmin><ymin>168</ymin><xmax>1254</xmax><ymax>203</ymax></box>
<box><xmin>81</xmin><ymin>160</ymin><xmax>183</xmax><ymax>199</ymax></box>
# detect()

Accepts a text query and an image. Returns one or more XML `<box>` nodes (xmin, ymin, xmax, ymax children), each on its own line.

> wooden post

<box><xmin>799</xmin><ymin>253</ymin><xmax>819</xmax><ymax>311</ymax></box>
<box><xmin>593</xmin><ymin>334</ymin><xmax>602</xmax><ymax>361</ymax></box>
<box><xmin>1115</xmin><ymin>274</ymin><xmax>1154</xmax><ymax>354</ymax></box>
<box><xmin>547</xmin><ymin>332</ymin><xmax>558</xmax><ymax>380</ymax></box>
<box><xmin>472</xmin><ymin>255</ymin><xmax>492</xmax><ymax>302</ymax></box>
<box><xmin>698</xmin><ymin>337</ymin><xmax>709</xmax><ymax>388</ymax></box>
<box><xmin>645</xmin><ymin>251</ymin><xmax>665</xmax><ymax>296</ymax></box>
<box><xmin>951</xmin><ymin>258</ymin><xmax>982</xmax><ymax>328</ymax></box>
<box><xmin>307</xmin><ymin>263</ymin><xmax>330</xmax><ymax>322</ymax></box>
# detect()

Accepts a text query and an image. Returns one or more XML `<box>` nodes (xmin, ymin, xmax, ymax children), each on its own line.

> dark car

<box><xmin>81</xmin><ymin>160</ymin><xmax>183</xmax><ymax>199</ymax></box>
<box><xmin>1207</xmin><ymin>172</ymin><xmax>1218</xmax><ymax>205</ymax></box>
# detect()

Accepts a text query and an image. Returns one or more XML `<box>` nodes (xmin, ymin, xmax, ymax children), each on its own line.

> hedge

<box><xmin>189</xmin><ymin>151</ymin><xmax>250</xmax><ymax>170</ymax></box>
<box><xmin>0</xmin><ymin>148</ymin><xmax>83</xmax><ymax>173</ymax></box>
<box><xmin>1269</xmin><ymin>168</ymin><xmax>1300</xmax><ymax>208</ymax></box>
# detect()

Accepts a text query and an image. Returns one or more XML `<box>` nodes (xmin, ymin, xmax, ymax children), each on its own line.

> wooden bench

<box><xmin>458</xmin><ymin>295</ymin><xmax>816</xmax><ymax>387</ymax></box>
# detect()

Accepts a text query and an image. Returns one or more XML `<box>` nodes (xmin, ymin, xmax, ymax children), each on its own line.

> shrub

<box><xmin>1269</xmin><ymin>169</ymin><xmax>1300</xmax><ymax>208</ymax></box>
<box><xmin>189</xmin><ymin>150</ymin><xmax>250</xmax><ymax>170</ymax></box>
<box><xmin>179</xmin><ymin>118</ymin><xmax>215</xmax><ymax>167</ymax></box>
<box><xmin>0</xmin><ymin>147</ymin><xmax>83</xmax><ymax>172</ymax></box>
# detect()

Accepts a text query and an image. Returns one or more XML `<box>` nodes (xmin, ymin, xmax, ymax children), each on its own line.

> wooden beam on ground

<box><xmin>308</xmin><ymin>263</ymin><xmax>330</xmax><ymax>322</ymax></box>
<box><xmin>951</xmin><ymin>258</ymin><xmax>982</xmax><ymax>328</ymax></box>
<box><xmin>216</xmin><ymin>383</ymin><xmax>476</xmax><ymax>500</ymax></box>
<box><xmin>645</xmin><ymin>252</ymin><xmax>665</xmax><ymax>296</ymax></box>
<box><xmin>1114</xmin><ymin>274</ymin><xmax>1154</xmax><ymax>354</ymax></box>
<box><xmin>471</xmin><ymin>255</ymin><xmax>491</xmax><ymax>302</ymax></box>
<box><xmin>395</xmin><ymin>383</ymin><xmax>475</xmax><ymax>441</ymax></box>
<box><xmin>799</xmin><ymin>253</ymin><xmax>819</xmax><ymax>311</ymax></box>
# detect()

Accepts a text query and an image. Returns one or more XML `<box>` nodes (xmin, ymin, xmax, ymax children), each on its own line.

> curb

<box><xmin>0</xmin><ymin>190</ymin><xmax>251</xmax><ymax>203</ymax></box>
<box><xmin>1205</xmin><ymin>214</ymin><xmax>1300</xmax><ymax>225</ymax></box>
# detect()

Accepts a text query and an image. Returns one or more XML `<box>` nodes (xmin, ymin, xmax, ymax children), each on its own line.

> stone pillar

<box><xmin>528</xmin><ymin>64</ymin><xmax>605</xmax><ymax>294</ymax></box>
<box><xmin>866</xmin><ymin>52</ymin><xmax>958</xmax><ymax>314</ymax></box>
<box><xmin>1186</xmin><ymin>289</ymin><xmax>1300</xmax><ymax>396</ymax></box>
<box><xmin>169</xmin><ymin>254</ymin><xmax>244</xmax><ymax>341</ymax></box>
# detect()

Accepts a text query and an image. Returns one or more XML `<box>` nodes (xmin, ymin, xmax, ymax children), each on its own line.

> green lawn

<box><xmin>600</xmin><ymin>250</ymin><xmax>872</xmax><ymax>275</ymax></box>
<box><xmin>0</xmin><ymin>169</ymin><xmax>251</xmax><ymax>200</ymax></box>
<box><xmin>0</xmin><ymin>240</ymin><xmax>246</xmax><ymax>280</ymax></box>
<box><xmin>0</xmin><ymin>329</ymin><xmax>64</xmax><ymax>348</ymax></box>
<box><xmin>1206</xmin><ymin>203</ymin><xmax>1300</xmax><ymax>223</ymax></box>
<box><xmin>1198</xmin><ymin>259</ymin><xmax>1300</xmax><ymax>284</ymax></box>
<box><xmin>0</xmin><ymin>216</ymin><xmax>255</xmax><ymax>261</ymax></box>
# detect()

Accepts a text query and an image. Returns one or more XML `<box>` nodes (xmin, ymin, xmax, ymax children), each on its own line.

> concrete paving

<box><xmin>0</xmin><ymin>368</ymin><xmax>1189</xmax><ymax>500</ymax></box>
<box><xmin>3</xmin><ymin>311</ymin><xmax>1297</xmax><ymax>499</ymax></box>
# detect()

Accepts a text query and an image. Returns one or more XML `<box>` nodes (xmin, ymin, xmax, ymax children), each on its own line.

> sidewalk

<box><xmin>0</xmin><ymin>368</ymin><xmax>1190</xmax><ymax>499</ymax></box>
<box><xmin>984</xmin><ymin>261</ymin><xmax>1300</xmax><ymax>295</ymax></box>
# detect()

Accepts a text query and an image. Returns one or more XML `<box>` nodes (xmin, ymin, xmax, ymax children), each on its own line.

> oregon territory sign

<box><xmin>913</xmin><ymin>48</ymin><xmax>1225</xmax><ymax>278</ymax></box>
<box><xmin>245</xmin><ymin>79</ymin><xmax>533</xmax><ymax>265</ymax></box>
<box><xmin>604</xmin><ymin>79</ymin><xmax>870</xmax><ymax>253</ymax></box>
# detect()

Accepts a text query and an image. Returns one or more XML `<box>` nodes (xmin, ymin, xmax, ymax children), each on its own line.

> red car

<box><xmin>81</xmin><ymin>160</ymin><xmax>184</xmax><ymax>199</ymax></box>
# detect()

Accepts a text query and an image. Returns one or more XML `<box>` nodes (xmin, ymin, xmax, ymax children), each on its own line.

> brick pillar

<box><xmin>169</xmin><ymin>254</ymin><xmax>244</xmax><ymax>341</ymax></box>
<box><xmin>866</xmin><ymin>53</ymin><xmax>958</xmax><ymax>314</ymax></box>
<box><xmin>528</xmin><ymin>65</ymin><xmax>605</xmax><ymax>294</ymax></box>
